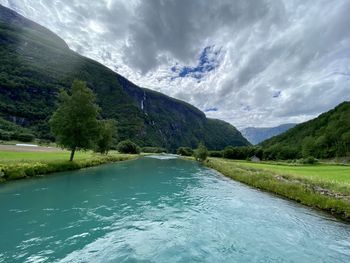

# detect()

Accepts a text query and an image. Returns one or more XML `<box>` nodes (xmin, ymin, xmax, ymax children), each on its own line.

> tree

<box><xmin>95</xmin><ymin>119</ymin><xmax>117</xmax><ymax>155</ymax></box>
<box><xmin>302</xmin><ymin>136</ymin><xmax>315</xmax><ymax>158</ymax></box>
<box><xmin>117</xmin><ymin>140</ymin><xmax>140</xmax><ymax>154</ymax></box>
<box><xmin>50</xmin><ymin>80</ymin><xmax>100</xmax><ymax>161</ymax></box>
<box><xmin>194</xmin><ymin>143</ymin><xmax>208</xmax><ymax>162</ymax></box>
<box><xmin>177</xmin><ymin>147</ymin><xmax>193</xmax><ymax>156</ymax></box>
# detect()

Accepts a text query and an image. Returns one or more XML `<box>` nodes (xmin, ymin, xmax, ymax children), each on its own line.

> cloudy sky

<box><xmin>2</xmin><ymin>0</ymin><xmax>350</xmax><ymax>129</ymax></box>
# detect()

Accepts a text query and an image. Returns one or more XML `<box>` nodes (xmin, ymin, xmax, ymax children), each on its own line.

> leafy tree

<box><xmin>95</xmin><ymin>119</ymin><xmax>117</xmax><ymax>155</ymax></box>
<box><xmin>302</xmin><ymin>136</ymin><xmax>315</xmax><ymax>158</ymax></box>
<box><xmin>117</xmin><ymin>140</ymin><xmax>140</xmax><ymax>154</ymax></box>
<box><xmin>50</xmin><ymin>80</ymin><xmax>100</xmax><ymax>161</ymax></box>
<box><xmin>209</xmin><ymin>150</ymin><xmax>224</xmax><ymax>158</ymax></box>
<box><xmin>341</xmin><ymin>131</ymin><xmax>350</xmax><ymax>156</ymax></box>
<box><xmin>177</xmin><ymin>147</ymin><xmax>193</xmax><ymax>156</ymax></box>
<box><xmin>16</xmin><ymin>133</ymin><xmax>35</xmax><ymax>142</ymax></box>
<box><xmin>194</xmin><ymin>143</ymin><xmax>208</xmax><ymax>162</ymax></box>
<box><xmin>141</xmin><ymin>147</ymin><xmax>167</xmax><ymax>153</ymax></box>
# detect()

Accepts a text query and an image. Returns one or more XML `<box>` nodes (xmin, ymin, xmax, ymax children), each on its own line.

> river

<box><xmin>0</xmin><ymin>156</ymin><xmax>349</xmax><ymax>262</ymax></box>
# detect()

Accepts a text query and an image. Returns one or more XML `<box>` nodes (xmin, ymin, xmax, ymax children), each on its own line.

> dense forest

<box><xmin>176</xmin><ymin>102</ymin><xmax>349</xmax><ymax>161</ymax></box>
<box><xmin>0</xmin><ymin>5</ymin><xmax>249</xmax><ymax>151</ymax></box>
<box><xmin>260</xmin><ymin>102</ymin><xmax>350</xmax><ymax>160</ymax></box>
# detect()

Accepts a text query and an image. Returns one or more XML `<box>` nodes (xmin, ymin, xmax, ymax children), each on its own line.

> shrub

<box><xmin>0</xmin><ymin>130</ymin><xmax>12</xmax><ymax>141</ymax></box>
<box><xmin>15</xmin><ymin>133</ymin><xmax>35</xmax><ymax>142</ymax></box>
<box><xmin>117</xmin><ymin>140</ymin><xmax>140</xmax><ymax>154</ymax></box>
<box><xmin>141</xmin><ymin>147</ymin><xmax>167</xmax><ymax>153</ymax></box>
<box><xmin>194</xmin><ymin>143</ymin><xmax>208</xmax><ymax>162</ymax></box>
<box><xmin>209</xmin><ymin>150</ymin><xmax>224</xmax><ymax>158</ymax></box>
<box><xmin>177</xmin><ymin>147</ymin><xmax>193</xmax><ymax>156</ymax></box>
<box><xmin>299</xmin><ymin>156</ymin><xmax>319</xmax><ymax>164</ymax></box>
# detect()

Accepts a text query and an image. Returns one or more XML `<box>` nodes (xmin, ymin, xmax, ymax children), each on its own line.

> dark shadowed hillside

<box><xmin>0</xmin><ymin>5</ymin><xmax>249</xmax><ymax>150</ymax></box>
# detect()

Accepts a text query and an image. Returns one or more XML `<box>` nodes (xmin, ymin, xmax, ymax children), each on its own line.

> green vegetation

<box><xmin>194</xmin><ymin>143</ymin><xmax>208</xmax><ymax>162</ymax></box>
<box><xmin>0</xmin><ymin>152</ymin><xmax>136</xmax><ymax>182</ymax></box>
<box><xmin>141</xmin><ymin>147</ymin><xmax>167</xmax><ymax>153</ymax></box>
<box><xmin>222</xmin><ymin>160</ymin><xmax>350</xmax><ymax>193</ymax></box>
<box><xmin>205</xmin><ymin>158</ymin><xmax>350</xmax><ymax>221</ymax></box>
<box><xmin>0</xmin><ymin>149</ymin><xmax>92</xmax><ymax>163</ymax></box>
<box><xmin>260</xmin><ymin>102</ymin><xmax>350</xmax><ymax>160</ymax></box>
<box><xmin>223</xmin><ymin>146</ymin><xmax>263</xmax><ymax>160</ymax></box>
<box><xmin>0</xmin><ymin>117</ymin><xmax>35</xmax><ymax>142</ymax></box>
<box><xmin>0</xmin><ymin>5</ymin><xmax>249</xmax><ymax>151</ymax></box>
<box><xmin>50</xmin><ymin>80</ymin><xmax>101</xmax><ymax>161</ymax></box>
<box><xmin>117</xmin><ymin>140</ymin><xmax>140</xmax><ymax>154</ymax></box>
<box><xmin>95</xmin><ymin>119</ymin><xmax>117</xmax><ymax>155</ymax></box>
<box><xmin>177</xmin><ymin>147</ymin><xmax>194</xmax><ymax>156</ymax></box>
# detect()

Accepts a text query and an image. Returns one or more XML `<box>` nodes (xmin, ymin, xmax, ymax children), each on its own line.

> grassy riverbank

<box><xmin>205</xmin><ymin>158</ymin><xmax>350</xmax><ymax>221</ymax></box>
<box><xmin>0</xmin><ymin>149</ymin><xmax>137</xmax><ymax>183</ymax></box>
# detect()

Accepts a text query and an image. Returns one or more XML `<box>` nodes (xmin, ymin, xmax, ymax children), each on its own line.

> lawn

<box><xmin>211</xmin><ymin>158</ymin><xmax>350</xmax><ymax>194</ymax></box>
<box><xmin>0</xmin><ymin>146</ymin><xmax>137</xmax><ymax>182</ymax></box>
<box><xmin>0</xmin><ymin>150</ymin><xmax>93</xmax><ymax>163</ymax></box>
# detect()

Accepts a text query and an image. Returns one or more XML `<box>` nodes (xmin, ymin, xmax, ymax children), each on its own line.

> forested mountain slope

<box><xmin>0</xmin><ymin>5</ymin><xmax>249</xmax><ymax>150</ymax></box>
<box><xmin>260</xmin><ymin>102</ymin><xmax>350</xmax><ymax>158</ymax></box>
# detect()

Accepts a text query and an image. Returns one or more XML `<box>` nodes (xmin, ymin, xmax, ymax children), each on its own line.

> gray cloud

<box><xmin>1</xmin><ymin>0</ymin><xmax>350</xmax><ymax>129</ymax></box>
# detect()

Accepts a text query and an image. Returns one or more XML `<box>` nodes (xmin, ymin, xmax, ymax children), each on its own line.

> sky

<box><xmin>1</xmin><ymin>0</ymin><xmax>350</xmax><ymax>129</ymax></box>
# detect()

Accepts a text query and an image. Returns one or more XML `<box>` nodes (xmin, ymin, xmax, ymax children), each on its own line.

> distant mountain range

<box><xmin>241</xmin><ymin>124</ymin><xmax>297</xmax><ymax>145</ymax></box>
<box><xmin>0</xmin><ymin>5</ymin><xmax>250</xmax><ymax>151</ymax></box>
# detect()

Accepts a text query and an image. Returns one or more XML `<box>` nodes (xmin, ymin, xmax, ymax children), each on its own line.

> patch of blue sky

<box><xmin>273</xmin><ymin>90</ymin><xmax>282</xmax><ymax>98</ymax></box>
<box><xmin>204</xmin><ymin>107</ymin><xmax>218</xmax><ymax>112</ymax></box>
<box><xmin>171</xmin><ymin>45</ymin><xmax>221</xmax><ymax>80</ymax></box>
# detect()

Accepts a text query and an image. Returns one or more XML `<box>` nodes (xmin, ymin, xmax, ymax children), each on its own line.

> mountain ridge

<box><xmin>260</xmin><ymin>102</ymin><xmax>350</xmax><ymax>158</ymax></box>
<box><xmin>0</xmin><ymin>4</ymin><xmax>249</xmax><ymax>150</ymax></box>
<box><xmin>241</xmin><ymin>123</ymin><xmax>297</xmax><ymax>145</ymax></box>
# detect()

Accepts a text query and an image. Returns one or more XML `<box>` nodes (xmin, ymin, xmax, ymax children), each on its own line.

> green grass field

<box><xmin>0</xmin><ymin>147</ymin><xmax>137</xmax><ymax>182</ymax></box>
<box><xmin>210</xmin><ymin>158</ymin><xmax>350</xmax><ymax>194</ymax></box>
<box><xmin>0</xmin><ymin>150</ymin><xmax>94</xmax><ymax>163</ymax></box>
<box><xmin>233</xmin><ymin>160</ymin><xmax>350</xmax><ymax>183</ymax></box>
<box><xmin>206</xmin><ymin>158</ymin><xmax>350</xmax><ymax>221</ymax></box>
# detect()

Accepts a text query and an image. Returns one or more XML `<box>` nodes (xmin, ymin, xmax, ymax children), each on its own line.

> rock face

<box><xmin>241</xmin><ymin>124</ymin><xmax>297</xmax><ymax>145</ymax></box>
<box><xmin>0</xmin><ymin>4</ymin><xmax>250</xmax><ymax>151</ymax></box>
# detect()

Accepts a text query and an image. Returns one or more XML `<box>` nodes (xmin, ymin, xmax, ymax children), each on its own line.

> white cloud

<box><xmin>1</xmin><ymin>0</ymin><xmax>350</xmax><ymax>129</ymax></box>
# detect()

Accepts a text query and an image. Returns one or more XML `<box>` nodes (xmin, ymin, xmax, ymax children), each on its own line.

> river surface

<box><xmin>0</xmin><ymin>156</ymin><xmax>349</xmax><ymax>262</ymax></box>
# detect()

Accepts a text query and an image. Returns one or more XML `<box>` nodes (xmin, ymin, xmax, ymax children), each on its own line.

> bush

<box><xmin>0</xmin><ymin>130</ymin><xmax>12</xmax><ymax>141</ymax></box>
<box><xmin>209</xmin><ymin>150</ymin><xmax>224</xmax><ymax>158</ymax></box>
<box><xmin>117</xmin><ymin>140</ymin><xmax>140</xmax><ymax>154</ymax></box>
<box><xmin>299</xmin><ymin>156</ymin><xmax>318</xmax><ymax>164</ymax></box>
<box><xmin>177</xmin><ymin>147</ymin><xmax>193</xmax><ymax>156</ymax></box>
<box><xmin>0</xmin><ymin>155</ymin><xmax>136</xmax><ymax>181</ymax></box>
<box><xmin>15</xmin><ymin>133</ymin><xmax>35</xmax><ymax>142</ymax></box>
<box><xmin>141</xmin><ymin>147</ymin><xmax>167</xmax><ymax>153</ymax></box>
<box><xmin>194</xmin><ymin>143</ymin><xmax>208</xmax><ymax>162</ymax></box>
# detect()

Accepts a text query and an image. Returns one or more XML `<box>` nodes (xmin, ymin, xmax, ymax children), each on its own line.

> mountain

<box><xmin>260</xmin><ymin>102</ymin><xmax>350</xmax><ymax>158</ymax></box>
<box><xmin>241</xmin><ymin>123</ymin><xmax>296</xmax><ymax>145</ymax></box>
<box><xmin>0</xmin><ymin>5</ymin><xmax>249</xmax><ymax>151</ymax></box>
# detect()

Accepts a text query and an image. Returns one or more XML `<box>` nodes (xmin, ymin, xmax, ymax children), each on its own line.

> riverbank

<box><xmin>205</xmin><ymin>158</ymin><xmax>350</xmax><ymax>222</ymax></box>
<box><xmin>0</xmin><ymin>150</ymin><xmax>137</xmax><ymax>183</ymax></box>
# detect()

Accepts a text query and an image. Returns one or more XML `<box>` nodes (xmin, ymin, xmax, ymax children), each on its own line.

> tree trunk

<box><xmin>70</xmin><ymin>147</ymin><xmax>76</xmax><ymax>161</ymax></box>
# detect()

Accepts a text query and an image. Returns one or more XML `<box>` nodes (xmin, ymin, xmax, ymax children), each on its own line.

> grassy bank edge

<box><xmin>0</xmin><ymin>154</ymin><xmax>138</xmax><ymax>183</ymax></box>
<box><xmin>204</xmin><ymin>158</ymin><xmax>350</xmax><ymax>222</ymax></box>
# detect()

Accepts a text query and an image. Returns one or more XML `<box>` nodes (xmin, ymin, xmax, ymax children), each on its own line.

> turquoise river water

<box><xmin>0</xmin><ymin>156</ymin><xmax>349</xmax><ymax>262</ymax></box>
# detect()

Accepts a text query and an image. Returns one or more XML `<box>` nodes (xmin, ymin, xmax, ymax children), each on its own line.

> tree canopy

<box><xmin>95</xmin><ymin>119</ymin><xmax>117</xmax><ymax>155</ymax></box>
<box><xmin>50</xmin><ymin>80</ymin><xmax>100</xmax><ymax>161</ymax></box>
